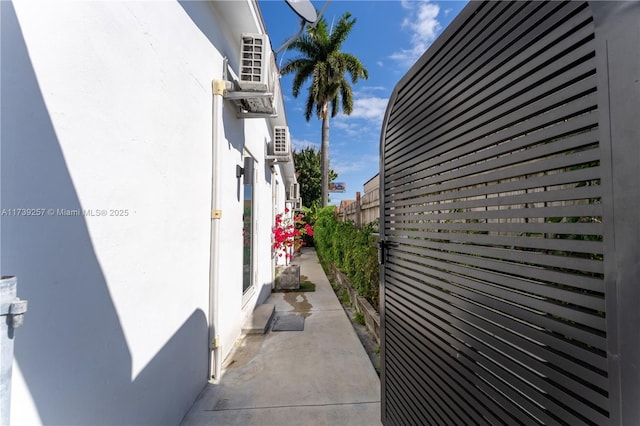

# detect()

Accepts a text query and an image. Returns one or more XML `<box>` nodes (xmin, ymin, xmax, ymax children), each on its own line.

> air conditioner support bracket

<box><xmin>235</xmin><ymin>110</ymin><xmax>278</xmax><ymax>119</ymax></box>
<box><xmin>266</xmin><ymin>155</ymin><xmax>291</xmax><ymax>163</ymax></box>
<box><xmin>223</xmin><ymin>92</ymin><xmax>273</xmax><ymax>101</ymax></box>
<box><xmin>286</xmin><ymin>198</ymin><xmax>303</xmax><ymax>211</ymax></box>
<box><xmin>223</xmin><ymin>91</ymin><xmax>277</xmax><ymax>118</ymax></box>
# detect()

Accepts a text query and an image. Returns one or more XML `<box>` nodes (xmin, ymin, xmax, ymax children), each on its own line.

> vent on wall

<box><xmin>287</xmin><ymin>183</ymin><xmax>302</xmax><ymax>211</ymax></box>
<box><xmin>289</xmin><ymin>183</ymin><xmax>300</xmax><ymax>200</ymax></box>
<box><xmin>223</xmin><ymin>33</ymin><xmax>277</xmax><ymax>117</ymax></box>
<box><xmin>239</xmin><ymin>33</ymin><xmax>269</xmax><ymax>92</ymax></box>
<box><xmin>272</xmin><ymin>126</ymin><xmax>291</xmax><ymax>156</ymax></box>
<box><xmin>266</xmin><ymin>126</ymin><xmax>291</xmax><ymax>162</ymax></box>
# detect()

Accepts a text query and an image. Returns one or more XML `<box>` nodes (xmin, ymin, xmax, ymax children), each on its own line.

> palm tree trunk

<box><xmin>321</xmin><ymin>111</ymin><xmax>330</xmax><ymax>207</ymax></box>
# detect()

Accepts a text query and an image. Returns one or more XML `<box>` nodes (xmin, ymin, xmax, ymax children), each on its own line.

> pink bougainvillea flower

<box><xmin>272</xmin><ymin>210</ymin><xmax>315</xmax><ymax>264</ymax></box>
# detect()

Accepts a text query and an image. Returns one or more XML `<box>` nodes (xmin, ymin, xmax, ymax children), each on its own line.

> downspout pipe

<box><xmin>209</xmin><ymin>75</ymin><xmax>234</xmax><ymax>381</ymax></box>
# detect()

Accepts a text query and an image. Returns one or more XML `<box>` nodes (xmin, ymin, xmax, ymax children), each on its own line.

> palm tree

<box><xmin>280</xmin><ymin>12</ymin><xmax>368</xmax><ymax>207</ymax></box>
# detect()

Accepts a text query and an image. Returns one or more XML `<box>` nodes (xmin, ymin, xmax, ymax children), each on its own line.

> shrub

<box><xmin>314</xmin><ymin>207</ymin><xmax>379</xmax><ymax>308</ymax></box>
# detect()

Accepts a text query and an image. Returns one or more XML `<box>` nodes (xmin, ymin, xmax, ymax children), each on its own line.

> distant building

<box><xmin>1</xmin><ymin>1</ymin><xmax>295</xmax><ymax>424</ymax></box>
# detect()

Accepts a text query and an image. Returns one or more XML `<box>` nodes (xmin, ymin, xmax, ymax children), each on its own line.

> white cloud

<box><xmin>331</xmin><ymin>153</ymin><xmax>380</xmax><ymax>176</ymax></box>
<box><xmin>291</xmin><ymin>137</ymin><xmax>319</xmax><ymax>152</ymax></box>
<box><xmin>337</xmin><ymin>96</ymin><xmax>389</xmax><ymax>124</ymax></box>
<box><xmin>391</xmin><ymin>0</ymin><xmax>441</xmax><ymax>67</ymax></box>
<box><xmin>333</xmin><ymin>120</ymin><xmax>359</xmax><ymax>133</ymax></box>
<box><xmin>357</xmin><ymin>86</ymin><xmax>387</xmax><ymax>95</ymax></box>
<box><xmin>351</xmin><ymin>97</ymin><xmax>389</xmax><ymax>121</ymax></box>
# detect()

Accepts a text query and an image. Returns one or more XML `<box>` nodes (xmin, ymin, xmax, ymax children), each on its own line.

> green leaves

<box><xmin>281</xmin><ymin>11</ymin><xmax>368</xmax><ymax>207</ymax></box>
<box><xmin>313</xmin><ymin>207</ymin><xmax>379</xmax><ymax>308</ymax></box>
<box><xmin>280</xmin><ymin>11</ymin><xmax>368</xmax><ymax>122</ymax></box>
<box><xmin>293</xmin><ymin>147</ymin><xmax>337</xmax><ymax>207</ymax></box>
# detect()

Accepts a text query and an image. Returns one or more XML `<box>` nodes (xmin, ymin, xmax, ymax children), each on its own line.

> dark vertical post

<box><xmin>379</xmin><ymin>87</ymin><xmax>400</xmax><ymax>426</ymax></box>
<box><xmin>356</xmin><ymin>192</ymin><xmax>362</xmax><ymax>228</ymax></box>
<box><xmin>593</xmin><ymin>2</ymin><xmax>640</xmax><ymax>424</ymax></box>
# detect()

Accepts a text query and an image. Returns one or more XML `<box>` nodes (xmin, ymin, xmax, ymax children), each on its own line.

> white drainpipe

<box><xmin>209</xmin><ymin>77</ymin><xmax>233</xmax><ymax>381</ymax></box>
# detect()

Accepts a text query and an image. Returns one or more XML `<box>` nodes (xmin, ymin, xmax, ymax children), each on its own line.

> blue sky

<box><xmin>259</xmin><ymin>0</ymin><xmax>468</xmax><ymax>205</ymax></box>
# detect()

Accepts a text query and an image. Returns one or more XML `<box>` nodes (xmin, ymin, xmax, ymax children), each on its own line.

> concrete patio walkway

<box><xmin>180</xmin><ymin>247</ymin><xmax>381</xmax><ymax>426</ymax></box>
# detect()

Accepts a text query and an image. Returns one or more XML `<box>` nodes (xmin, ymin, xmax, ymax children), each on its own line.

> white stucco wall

<box><xmin>212</xmin><ymin>103</ymin><xmax>291</xmax><ymax>365</ymax></box>
<box><xmin>205</xmin><ymin>0</ymin><xmax>293</xmax><ymax>367</ymax></box>
<box><xmin>1</xmin><ymin>0</ymin><xmax>287</xmax><ymax>424</ymax></box>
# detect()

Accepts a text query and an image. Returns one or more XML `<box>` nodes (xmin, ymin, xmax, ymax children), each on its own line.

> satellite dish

<box><xmin>274</xmin><ymin>0</ymin><xmax>331</xmax><ymax>55</ymax></box>
<box><xmin>285</xmin><ymin>0</ymin><xmax>317</xmax><ymax>23</ymax></box>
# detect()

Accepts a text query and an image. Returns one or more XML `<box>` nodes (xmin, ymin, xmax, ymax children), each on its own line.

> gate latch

<box><xmin>378</xmin><ymin>240</ymin><xmax>395</xmax><ymax>265</ymax></box>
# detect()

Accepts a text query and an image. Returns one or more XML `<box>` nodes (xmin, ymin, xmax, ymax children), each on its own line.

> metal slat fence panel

<box><xmin>377</xmin><ymin>1</ymin><xmax>630</xmax><ymax>425</ymax></box>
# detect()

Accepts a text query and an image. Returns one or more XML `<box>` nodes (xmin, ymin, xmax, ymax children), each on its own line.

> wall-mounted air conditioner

<box><xmin>272</xmin><ymin>126</ymin><xmax>291</xmax><ymax>156</ymax></box>
<box><xmin>223</xmin><ymin>33</ymin><xmax>277</xmax><ymax>117</ymax></box>
<box><xmin>287</xmin><ymin>183</ymin><xmax>302</xmax><ymax>211</ymax></box>
<box><xmin>267</xmin><ymin>126</ymin><xmax>291</xmax><ymax>163</ymax></box>
<box><xmin>239</xmin><ymin>34</ymin><xmax>270</xmax><ymax>92</ymax></box>
<box><xmin>289</xmin><ymin>183</ymin><xmax>300</xmax><ymax>200</ymax></box>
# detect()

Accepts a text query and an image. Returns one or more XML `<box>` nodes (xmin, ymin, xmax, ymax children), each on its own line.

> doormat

<box><xmin>272</xmin><ymin>314</ymin><xmax>305</xmax><ymax>331</ymax></box>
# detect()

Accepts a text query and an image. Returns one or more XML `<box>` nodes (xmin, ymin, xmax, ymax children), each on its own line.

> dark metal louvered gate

<box><xmin>379</xmin><ymin>2</ymin><xmax>639</xmax><ymax>425</ymax></box>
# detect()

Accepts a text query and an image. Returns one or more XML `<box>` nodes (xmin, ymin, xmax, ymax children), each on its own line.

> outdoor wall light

<box><xmin>236</xmin><ymin>157</ymin><xmax>254</xmax><ymax>185</ymax></box>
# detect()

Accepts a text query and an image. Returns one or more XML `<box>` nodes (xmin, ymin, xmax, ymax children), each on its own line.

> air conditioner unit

<box><xmin>224</xmin><ymin>33</ymin><xmax>277</xmax><ymax>117</ymax></box>
<box><xmin>239</xmin><ymin>33</ymin><xmax>270</xmax><ymax>92</ymax></box>
<box><xmin>271</xmin><ymin>126</ymin><xmax>291</xmax><ymax>156</ymax></box>
<box><xmin>289</xmin><ymin>183</ymin><xmax>300</xmax><ymax>200</ymax></box>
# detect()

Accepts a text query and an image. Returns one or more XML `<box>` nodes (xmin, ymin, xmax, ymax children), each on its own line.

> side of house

<box><xmin>1</xmin><ymin>1</ymin><xmax>294</xmax><ymax>424</ymax></box>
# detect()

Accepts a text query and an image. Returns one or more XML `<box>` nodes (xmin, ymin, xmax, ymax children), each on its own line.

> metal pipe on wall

<box><xmin>209</xmin><ymin>75</ymin><xmax>233</xmax><ymax>381</ymax></box>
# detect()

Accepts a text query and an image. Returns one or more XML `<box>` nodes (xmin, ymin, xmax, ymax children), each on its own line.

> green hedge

<box><xmin>314</xmin><ymin>206</ymin><xmax>379</xmax><ymax>308</ymax></box>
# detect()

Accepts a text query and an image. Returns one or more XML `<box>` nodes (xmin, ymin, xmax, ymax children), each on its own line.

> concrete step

<box><xmin>242</xmin><ymin>303</ymin><xmax>275</xmax><ymax>335</ymax></box>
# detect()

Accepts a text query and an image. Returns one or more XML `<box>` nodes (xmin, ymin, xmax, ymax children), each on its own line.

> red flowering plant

<box><xmin>272</xmin><ymin>207</ymin><xmax>314</xmax><ymax>264</ymax></box>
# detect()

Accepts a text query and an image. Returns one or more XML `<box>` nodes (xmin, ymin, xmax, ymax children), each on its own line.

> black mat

<box><xmin>272</xmin><ymin>314</ymin><xmax>305</xmax><ymax>331</ymax></box>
